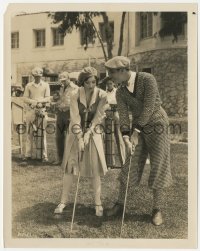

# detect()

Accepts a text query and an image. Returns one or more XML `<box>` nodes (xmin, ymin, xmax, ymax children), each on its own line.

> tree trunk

<box><xmin>118</xmin><ymin>12</ymin><xmax>126</xmax><ymax>56</ymax></box>
<box><xmin>88</xmin><ymin>15</ymin><xmax>108</xmax><ymax>61</ymax></box>
<box><xmin>101</xmin><ymin>12</ymin><xmax>113</xmax><ymax>59</ymax></box>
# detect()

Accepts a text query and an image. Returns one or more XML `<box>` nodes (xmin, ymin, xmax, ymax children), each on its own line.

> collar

<box><xmin>127</xmin><ymin>71</ymin><xmax>136</xmax><ymax>87</ymax></box>
<box><xmin>79</xmin><ymin>86</ymin><xmax>99</xmax><ymax>108</ymax></box>
<box><xmin>69</xmin><ymin>81</ymin><xmax>78</xmax><ymax>89</ymax></box>
<box><xmin>106</xmin><ymin>87</ymin><xmax>116</xmax><ymax>93</ymax></box>
<box><xmin>32</xmin><ymin>81</ymin><xmax>43</xmax><ymax>88</ymax></box>
<box><xmin>63</xmin><ymin>81</ymin><xmax>77</xmax><ymax>90</ymax></box>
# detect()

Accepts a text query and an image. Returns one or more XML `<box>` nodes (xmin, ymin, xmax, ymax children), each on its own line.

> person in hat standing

<box><xmin>100</xmin><ymin>76</ymin><xmax>126</xmax><ymax>167</ymax></box>
<box><xmin>23</xmin><ymin>67</ymin><xmax>50</xmax><ymax>163</ymax></box>
<box><xmin>54</xmin><ymin>67</ymin><xmax>108</xmax><ymax>217</ymax></box>
<box><xmin>105</xmin><ymin>56</ymin><xmax>172</xmax><ymax>226</ymax></box>
<box><xmin>52</xmin><ymin>71</ymin><xmax>78</xmax><ymax>165</ymax></box>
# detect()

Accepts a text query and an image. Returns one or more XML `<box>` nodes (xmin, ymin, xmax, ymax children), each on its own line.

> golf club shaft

<box><xmin>70</xmin><ymin>171</ymin><xmax>81</xmax><ymax>237</ymax></box>
<box><xmin>120</xmin><ymin>155</ymin><xmax>132</xmax><ymax>238</ymax></box>
<box><xmin>69</xmin><ymin>150</ymin><xmax>83</xmax><ymax>237</ymax></box>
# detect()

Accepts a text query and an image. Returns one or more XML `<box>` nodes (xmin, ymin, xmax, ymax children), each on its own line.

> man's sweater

<box><xmin>116</xmin><ymin>72</ymin><xmax>168</xmax><ymax>136</ymax></box>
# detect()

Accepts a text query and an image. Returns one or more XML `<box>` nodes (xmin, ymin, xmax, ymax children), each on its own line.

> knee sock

<box><xmin>60</xmin><ymin>174</ymin><xmax>74</xmax><ymax>204</ymax></box>
<box><xmin>91</xmin><ymin>176</ymin><xmax>102</xmax><ymax>206</ymax></box>
<box><xmin>153</xmin><ymin>189</ymin><xmax>164</xmax><ymax>210</ymax></box>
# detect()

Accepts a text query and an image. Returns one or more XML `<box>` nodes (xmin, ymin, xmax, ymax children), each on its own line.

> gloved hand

<box><xmin>36</xmin><ymin>102</ymin><xmax>43</xmax><ymax>108</ymax></box>
<box><xmin>78</xmin><ymin>137</ymin><xmax>85</xmax><ymax>152</ymax></box>
<box><xmin>30</xmin><ymin>100</ymin><xmax>37</xmax><ymax>108</ymax></box>
<box><xmin>83</xmin><ymin>130</ymin><xmax>92</xmax><ymax>146</ymax></box>
<box><xmin>53</xmin><ymin>91</ymin><xmax>60</xmax><ymax>101</ymax></box>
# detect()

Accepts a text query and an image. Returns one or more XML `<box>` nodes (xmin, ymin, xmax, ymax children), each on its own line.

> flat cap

<box><xmin>58</xmin><ymin>71</ymin><xmax>70</xmax><ymax>81</ymax></box>
<box><xmin>32</xmin><ymin>67</ymin><xmax>43</xmax><ymax>77</ymax></box>
<box><xmin>105</xmin><ymin>56</ymin><xmax>130</xmax><ymax>69</ymax></box>
<box><xmin>78</xmin><ymin>67</ymin><xmax>98</xmax><ymax>85</ymax></box>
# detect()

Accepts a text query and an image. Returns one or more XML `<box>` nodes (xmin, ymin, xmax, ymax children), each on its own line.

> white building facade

<box><xmin>11</xmin><ymin>12</ymin><xmax>187</xmax><ymax>117</ymax></box>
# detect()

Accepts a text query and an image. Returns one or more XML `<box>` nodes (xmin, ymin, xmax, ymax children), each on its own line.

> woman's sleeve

<box><xmin>90</xmin><ymin>90</ymin><xmax>108</xmax><ymax>133</ymax></box>
<box><xmin>69</xmin><ymin>90</ymin><xmax>83</xmax><ymax>139</ymax></box>
<box><xmin>116</xmin><ymin>89</ymin><xmax>131</xmax><ymax>136</ymax></box>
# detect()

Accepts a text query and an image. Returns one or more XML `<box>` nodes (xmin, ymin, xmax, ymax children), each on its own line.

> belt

<box><xmin>57</xmin><ymin>108</ymin><xmax>70</xmax><ymax>113</ymax></box>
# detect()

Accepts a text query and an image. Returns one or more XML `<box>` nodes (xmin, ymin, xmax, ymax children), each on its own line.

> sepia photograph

<box><xmin>3</xmin><ymin>2</ymin><xmax>197</xmax><ymax>249</ymax></box>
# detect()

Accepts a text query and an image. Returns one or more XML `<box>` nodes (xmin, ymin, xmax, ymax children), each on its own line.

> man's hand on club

<box><xmin>131</xmin><ymin>130</ymin><xmax>139</xmax><ymax>146</ymax></box>
<box><xmin>123</xmin><ymin>137</ymin><xmax>135</xmax><ymax>156</ymax></box>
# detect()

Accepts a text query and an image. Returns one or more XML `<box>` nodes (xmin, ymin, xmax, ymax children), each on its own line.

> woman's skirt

<box><xmin>64</xmin><ymin>135</ymin><xmax>107</xmax><ymax>177</ymax></box>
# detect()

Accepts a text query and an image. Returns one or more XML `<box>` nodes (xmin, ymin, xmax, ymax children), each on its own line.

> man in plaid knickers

<box><xmin>105</xmin><ymin>56</ymin><xmax>172</xmax><ymax>226</ymax></box>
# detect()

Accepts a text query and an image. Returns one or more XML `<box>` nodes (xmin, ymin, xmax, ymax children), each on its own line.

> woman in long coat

<box><xmin>54</xmin><ymin>67</ymin><xmax>108</xmax><ymax>217</ymax></box>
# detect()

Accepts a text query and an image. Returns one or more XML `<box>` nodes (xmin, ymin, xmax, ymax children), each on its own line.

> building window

<box><xmin>11</xmin><ymin>32</ymin><xmax>19</xmax><ymax>49</ymax></box>
<box><xmin>140</xmin><ymin>12</ymin><xmax>153</xmax><ymax>39</ymax></box>
<box><xmin>43</xmin><ymin>72</ymin><xmax>58</xmax><ymax>84</ymax></box>
<box><xmin>49</xmin><ymin>76</ymin><xmax>58</xmax><ymax>82</ymax></box>
<box><xmin>160</xmin><ymin>22</ymin><xmax>186</xmax><ymax>41</ymax></box>
<box><xmin>142</xmin><ymin>67</ymin><xmax>152</xmax><ymax>73</ymax></box>
<box><xmin>22</xmin><ymin>76</ymin><xmax>29</xmax><ymax>88</ymax></box>
<box><xmin>34</xmin><ymin>29</ymin><xmax>45</xmax><ymax>47</ymax></box>
<box><xmin>99</xmin><ymin>21</ymin><xmax>114</xmax><ymax>43</ymax></box>
<box><xmin>52</xmin><ymin>28</ymin><xmax>64</xmax><ymax>46</ymax></box>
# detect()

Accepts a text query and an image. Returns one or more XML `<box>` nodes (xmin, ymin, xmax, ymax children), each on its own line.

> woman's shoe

<box><xmin>54</xmin><ymin>203</ymin><xmax>67</xmax><ymax>214</ymax></box>
<box><xmin>152</xmin><ymin>209</ymin><xmax>163</xmax><ymax>226</ymax></box>
<box><xmin>95</xmin><ymin>205</ymin><xmax>103</xmax><ymax>217</ymax></box>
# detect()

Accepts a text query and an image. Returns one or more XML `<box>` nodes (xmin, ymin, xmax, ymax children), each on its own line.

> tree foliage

<box><xmin>48</xmin><ymin>12</ymin><xmax>114</xmax><ymax>61</ymax></box>
<box><xmin>159</xmin><ymin>12</ymin><xmax>187</xmax><ymax>43</ymax></box>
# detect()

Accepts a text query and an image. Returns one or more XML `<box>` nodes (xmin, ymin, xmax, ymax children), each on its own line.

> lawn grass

<box><xmin>12</xmin><ymin>141</ymin><xmax>188</xmax><ymax>239</ymax></box>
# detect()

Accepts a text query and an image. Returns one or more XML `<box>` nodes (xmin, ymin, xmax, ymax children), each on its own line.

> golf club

<box><xmin>120</xmin><ymin>148</ymin><xmax>134</xmax><ymax>238</ymax></box>
<box><xmin>69</xmin><ymin>150</ymin><xmax>84</xmax><ymax>238</ymax></box>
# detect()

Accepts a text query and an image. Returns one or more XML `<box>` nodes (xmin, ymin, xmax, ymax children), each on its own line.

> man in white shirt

<box><xmin>52</xmin><ymin>71</ymin><xmax>78</xmax><ymax>165</ymax></box>
<box><xmin>23</xmin><ymin>67</ymin><xmax>50</xmax><ymax>163</ymax></box>
<box><xmin>106</xmin><ymin>78</ymin><xmax>117</xmax><ymax>105</ymax></box>
<box><xmin>103</xmin><ymin>77</ymin><xmax>126</xmax><ymax>167</ymax></box>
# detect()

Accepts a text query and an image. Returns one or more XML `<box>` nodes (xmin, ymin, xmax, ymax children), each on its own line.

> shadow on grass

<box><xmin>15</xmin><ymin>202</ymin><xmax>102</xmax><ymax>226</ymax></box>
<box><xmin>12</xmin><ymin>156</ymin><xmax>57</xmax><ymax>167</ymax></box>
<box><xmin>14</xmin><ymin>202</ymin><xmax>104</xmax><ymax>237</ymax></box>
<box><xmin>15</xmin><ymin>202</ymin><xmax>61</xmax><ymax>225</ymax></box>
<box><xmin>103</xmin><ymin>207</ymin><xmax>152</xmax><ymax>224</ymax></box>
<box><xmin>14</xmin><ymin>202</ymin><xmax>153</xmax><ymax>238</ymax></box>
<box><xmin>12</xmin><ymin>156</ymin><xmax>21</xmax><ymax>162</ymax></box>
<box><xmin>15</xmin><ymin>202</ymin><xmax>152</xmax><ymax>226</ymax></box>
<box><xmin>123</xmin><ymin>213</ymin><xmax>152</xmax><ymax>223</ymax></box>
